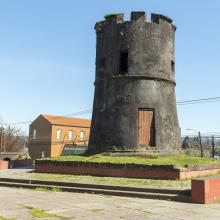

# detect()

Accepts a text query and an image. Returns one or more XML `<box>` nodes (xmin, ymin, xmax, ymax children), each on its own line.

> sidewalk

<box><xmin>0</xmin><ymin>186</ymin><xmax>220</xmax><ymax>220</ymax></box>
<box><xmin>0</xmin><ymin>168</ymin><xmax>34</xmax><ymax>179</ymax></box>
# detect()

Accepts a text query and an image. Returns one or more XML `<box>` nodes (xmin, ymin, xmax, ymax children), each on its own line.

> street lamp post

<box><xmin>0</xmin><ymin>125</ymin><xmax>3</xmax><ymax>153</ymax></box>
<box><xmin>186</xmin><ymin>129</ymin><xmax>203</xmax><ymax>158</ymax></box>
<box><xmin>211</xmin><ymin>136</ymin><xmax>215</xmax><ymax>159</ymax></box>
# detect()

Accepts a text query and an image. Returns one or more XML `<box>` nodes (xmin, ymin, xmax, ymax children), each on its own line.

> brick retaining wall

<box><xmin>35</xmin><ymin>164</ymin><xmax>180</xmax><ymax>179</ymax></box>
<box><xmin>192</xmin><ymin>176</ymin><xmax>220</xmax><ymax>203</ymax></box>
<box><xmin>0</xmin><ymin>161</ymin><xmax>9</xmax><ymax>169</ymax></box>
<box><xmin>35</xmin><ymin>160</ymin><xmax>220</xmax><ymax>180</ymax></box>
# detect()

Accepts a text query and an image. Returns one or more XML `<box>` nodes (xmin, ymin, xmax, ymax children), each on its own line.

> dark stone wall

<box><xmin>89</xmin><ymin>12</ymin><xmax>180</xmax><ymax>151</ymax></box>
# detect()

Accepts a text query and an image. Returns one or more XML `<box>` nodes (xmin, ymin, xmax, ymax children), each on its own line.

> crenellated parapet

<box><xmin>94</xmin><ymin>11</ymin><xmax>176</xmax><ymax>83</ymax></box>
<box><xmin>95</xmin><ymin>12</ymin><xmax>176</xmax><ymax>33</ymax></box>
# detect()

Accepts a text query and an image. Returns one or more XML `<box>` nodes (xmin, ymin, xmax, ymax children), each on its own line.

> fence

<box><xmin>181</xmin><ymin>134</ymin><xmax>220</xmax><ymax>158</ymax></box>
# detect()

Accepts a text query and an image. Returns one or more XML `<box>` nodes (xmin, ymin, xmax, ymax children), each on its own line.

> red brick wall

<box><xmin>35</xmin><ymin>161</ymin><xmax>220</xmax><ymax>180</ymax></box>
<box><xmin>192</xmin><ymin>177</ymin><xmax>220</xmax><ymax>203</ymax></box>
<box><xmin>35</xmin><ymin>164</ymin><xmax>180</xmax><ymax>179</ymax></box>
<box><xmin>180</xmin><ymin>169</ymin><xmax>220</xmax><ymax>179</ymax></box>
<box><xmin>0</xmin><ymin>161</ymin><xmax>9</xmax><ymax>169</ymax></box>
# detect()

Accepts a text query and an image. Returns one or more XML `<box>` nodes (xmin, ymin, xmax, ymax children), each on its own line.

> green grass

<box><xmin>24</xmin><ymin>205</ymin><xmax>71</xmax><ymax>219</ymax></box>
<box><xmin>89</xmin><ymin>208</ymin><xmax>105</xmax><ymax>212</ymax></box>
<box><xmin>41</xmin><ymin>155</ymin><xmax>220</xmax><ymax>168</ymax></box>
<box><xmin>0</xmin><ymin>216</ymin><xmax>15</xmax><ymax>220</ymax></box>
<box><xmin>24</xmin><ymin>205</ymin><xmax>55</xmax><ymax>218</ymax></box>
<box><xmin>35</xmin><ymin>187</ymin><xmax>62</xmax><ymax>192</ymax></box>
<box><xmin>35</xmin><ymin>155</ymin><xmax>220</xmax><ymax>190</ymax></box>
<box><xmin>32</xmin><ymin>173</ymin><xmax>191</xmax><ymax>189</ymax></box>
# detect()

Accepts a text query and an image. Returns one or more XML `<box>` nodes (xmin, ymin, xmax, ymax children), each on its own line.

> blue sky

<box><xmin>0</xmin><ymin>0</ymin><xmax>220</xmax><ymax>135</ymax></box>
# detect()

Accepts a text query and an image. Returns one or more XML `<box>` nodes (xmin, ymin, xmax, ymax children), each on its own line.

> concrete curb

<box><xmin>0</xmin><ymin>178</ymin><xmax>191</xmax><ymax>203</ymax></box>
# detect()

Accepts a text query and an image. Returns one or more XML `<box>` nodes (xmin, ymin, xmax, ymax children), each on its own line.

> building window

<box><xmin>80</xmin><ymin>131</ymin><xmax>85</xmax><ymax>141</ymax></box>
<box><xmin>56</xmin><ymin>129</ymin><xmax>62</xmax><ymax>140</ymax></box>
<box><xmin>120</xmin><ymin>50</ymin><xmax>128</xmax><ymax>75</ymax></box>
<box><xmin>33</xmin><ymin>129</ymin><xmax>37</xmax><ymax>139</ymax></box>
<box><xmin>68</xmin><ymin>130</ymin><xmax>73</xmax><ymax>140</ymax></box>
<box><xmin>171</xmin><ymin>60</ymin><xmax>175</xmax><ymax>74</ymax></box>
<box><xmin>41</xmin><ymin>151</ymin><xmax>46</xmax><ymax>158</ymax></box>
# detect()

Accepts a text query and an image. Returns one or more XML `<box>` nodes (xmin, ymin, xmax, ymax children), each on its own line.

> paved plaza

<box><xmin>0</xmin><ymin>186</ymin><xmax>220</xmax><ymax>220</ymax></box>
<box><xmin>0</xmin><ymin>168</ymin><xmax>34</xmax><ymax>179</ymax></box>
<box><xmin>0</xmin><ymin>169</ymin><xmax>219</xmax><ymax>219</ymax></box>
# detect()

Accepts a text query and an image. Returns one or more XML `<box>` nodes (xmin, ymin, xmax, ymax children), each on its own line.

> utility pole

<box><xmin>3</xmin><ymin>126</ymin><xmax>9</xmax><ymax>153</ymax></box>
<box><xmin>0</xmin><ymin>125</ymin><xmax>3</xmax><ymax>152</ymax></box>
<box><xmin>3</xmin><ymin>132</ymin><xmax>6</xmax><ymax>153</ymax></box>
<box><xmin>198</xmin><ymin>132</ymin><xmax>203</xmax><ymax>158</ymax></box>
<box><xmin>8</xmin><ymin>125</ymin><xmax>11</xmax><ymax>136</ymax></box>
<box><xmin>186</xmin><ymin>129</ymin><xmax>203</xmax><ymax>158</ymax></box>
<box><xmin>212</xmin><ymin>135</ymin><xmax>215</xmax><ymax>159</ymax></box>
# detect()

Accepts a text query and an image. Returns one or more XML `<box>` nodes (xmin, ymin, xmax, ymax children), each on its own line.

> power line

<box><xmin>3</xmin><ymin>109</ymin><xmax>92</xmax><ymax>126</ymax></box>
<box><xmin>64</xmin><ymin>109</ymin><xmax>92</xmax><ymax>117</ymax></box>
<box><xmin>177</xmin><ymin>96</ymin><xmax>220</xmax><ymax>105</ymax></box>
<box><xmin>3</xmin><ymin>95</ymin><xmax>220</xmax><ymax>126</ymax></box>
<box><xmin>5</xmin><ymin>120</ymin><xmax>32</xmax><ymax>126</ymax></box>
<box><xmin>177</xmin><ymin>100</ymin><xmax>220</xmax><ymax>105</ymax></box>
<box><xmin>177</xmin><ymin>96</ymin><xmax>220</xmax><ymax>103</ymax></box>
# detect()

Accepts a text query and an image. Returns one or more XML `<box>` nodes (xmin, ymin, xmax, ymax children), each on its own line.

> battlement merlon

<box><xmin>151</xmin><ymin>13</ymin><xmax>172</xmax><ymax>24</ymax></box>
<box><xmin>94</xmin><ymin>13</ymin><xmax>124</xmax><ymax>33</ymax></box>
<box><xmin>94</xmin><ymin>21</ymin><xmax>105</xmax><ymax>33</ymax></box>
<box><xmin>151</xmin><ymin>13</ymin><xmax>176</xmax><ymax>30</ymax></box>
<box><xmin>95</xmin><ymin>12</ymin><xmax>176</xmax><ymax>32</ymax></box>
<box><xmin>105</xmin><ymin>13</ymin><xmax>124</xmax><ymax>23</ymax></box>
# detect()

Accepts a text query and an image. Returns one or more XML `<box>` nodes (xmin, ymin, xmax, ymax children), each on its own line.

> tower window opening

<box><xmin>120</xmin><ymin>51</ymin><xmax>128</xmax><ymax>74</ymax></box>
<box><xmin>98</xmin><ymin>58</ymin><xmax>106</xmax><ymax>68</ymax></box>
<box><xmin>171</xmin><ymin>60</ymin><xmax>175</xmax><ymax>74</ymax></box>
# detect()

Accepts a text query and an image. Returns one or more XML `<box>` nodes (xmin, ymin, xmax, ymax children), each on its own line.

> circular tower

<box><xmin>89</xmin><ymin>11</ymin><xmax>180</xmax><ymax>152</ymax></box>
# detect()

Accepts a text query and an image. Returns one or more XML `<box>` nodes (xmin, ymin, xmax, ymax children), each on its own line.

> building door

<box><xmin>138</xmin><ymin>109</ymin><xmax>155</xmax><ymax>146</ymax></box>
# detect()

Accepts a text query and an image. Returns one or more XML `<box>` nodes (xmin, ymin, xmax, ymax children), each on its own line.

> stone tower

<box><xmin>89</xmin><ymin>11</ymin><xmax>180</xmax><ymax>152</ymax></box>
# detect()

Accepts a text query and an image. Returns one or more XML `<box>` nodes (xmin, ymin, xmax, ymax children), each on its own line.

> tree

<box><xmin>182</xmin><ymin>136</ymin><xmax>190</xmax><ymax>149</ymax></box>
<box><xmin>181</xmin><ymin>136</ymin><xmax>200</xmax><ymax>149</ymax></box>
<box><xmin>0</xmin><ymin>126</ymin><xmax>26</xmax><ymax>152</ymax></box>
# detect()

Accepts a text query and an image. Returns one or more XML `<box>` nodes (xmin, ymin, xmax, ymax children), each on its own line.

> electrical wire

<box><xmin>177</xmin><ymin>96</ymin><xmax>220</xmax><ymax>104</ymax></box>
<box><xmin>3</xmin><ymin>109</ymin><xmax>92</xmax><ymax>126</ymax></box>
<box><xmin>3</xmin><ymin>95</ymin><xmax>220</xmax><ymax>125</ymax></box>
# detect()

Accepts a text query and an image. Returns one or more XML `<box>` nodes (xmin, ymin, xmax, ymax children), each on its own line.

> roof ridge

<box><xmin>40</xmin><ymin>114</ymin><xmax>91</xmax><ymax>127</ymax></box>
<box><xmin>42</xmin><ymin>114</ymin><xmax>90</xmax><ymax>120</ymax></box>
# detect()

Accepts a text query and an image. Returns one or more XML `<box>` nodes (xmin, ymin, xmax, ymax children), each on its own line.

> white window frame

<box><xmin>41</xmin><ymin>151</ymin><xmax>46</xmax><ymax>158</ymax></box>
<box><xmin>68</xmin><ymin>130</ymin><xmax>73</xmax><ymax>140</ymax></box>
<box><xmin>33</xmin><ymin>129</ymin><xmax>37</xmax><ymax>139</ymax></box>
<box><xmin>80</xmin><ymin>131</ymin><xmax>85</xmax><ymax>141</ymax></box>
<box><xmin>56</xmin><ymin>129</ymin><xmax>62</xmax><ymax>140</ymax></box>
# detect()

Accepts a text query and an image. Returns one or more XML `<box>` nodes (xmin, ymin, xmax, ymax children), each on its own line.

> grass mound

<box><xmin>41</xmin><ymin>155</ymin><xmax>220</xmax><ymax>168</ymax></box>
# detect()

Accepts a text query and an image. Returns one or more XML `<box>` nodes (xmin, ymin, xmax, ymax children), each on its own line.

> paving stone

<box><xmin>0</xmin><ymin>187</ymin><xmax>220</xmax><ymax>219</ymax></box>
